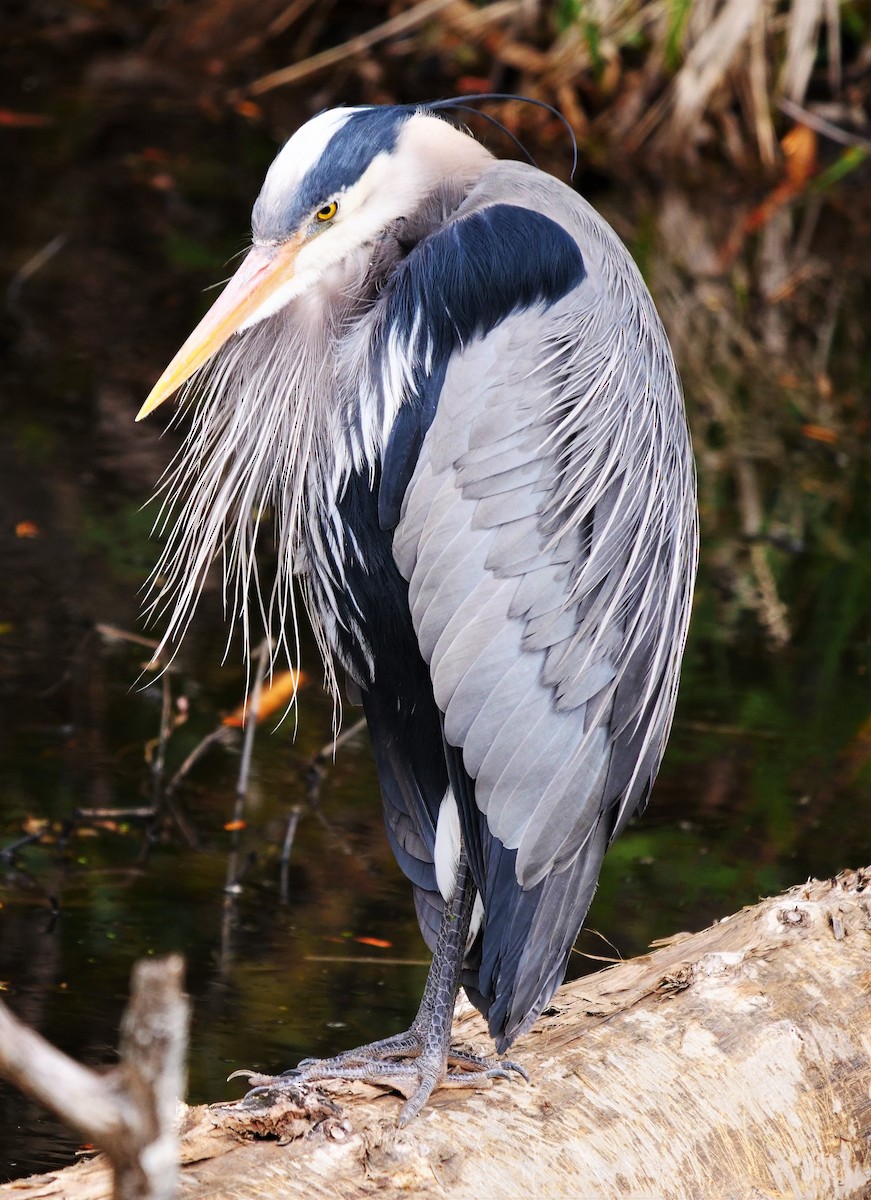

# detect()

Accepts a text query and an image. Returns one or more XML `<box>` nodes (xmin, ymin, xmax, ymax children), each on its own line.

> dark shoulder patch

<box><xmin>404</xmin><ymin>203</ymin><xmax>585</xmax><ymax>352</ymax></box>
<box><xmin>378</xmin><ymin>204</ymin><xmax>586</xmax><ymax>528</ymax></box>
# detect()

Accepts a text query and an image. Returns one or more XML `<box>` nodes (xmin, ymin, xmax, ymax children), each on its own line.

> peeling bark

<box><xmin>1</xmin><ymin>871</ymin><xmax>869</xmax><ymax>1200</ymax></box>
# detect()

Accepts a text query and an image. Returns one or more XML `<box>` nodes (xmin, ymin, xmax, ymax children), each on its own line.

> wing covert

<box><xmin>374</xmin><ymin>166</ymin><xmax>696</xmax><ymax>1044</ymax></box>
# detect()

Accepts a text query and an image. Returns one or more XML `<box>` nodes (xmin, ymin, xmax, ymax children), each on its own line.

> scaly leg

<box><xmin>237</xmin><ymin>853</ymin><xmax>527</xmax><ymax>1124</ymax></box>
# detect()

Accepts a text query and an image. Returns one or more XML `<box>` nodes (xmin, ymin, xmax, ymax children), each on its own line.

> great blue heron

<box><xmin>138</xmin><ymin>101</ymin><xmax>697</xmax><ymax>1123</ymax></box>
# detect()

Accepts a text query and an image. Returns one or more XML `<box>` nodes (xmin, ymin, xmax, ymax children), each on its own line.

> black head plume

<box><xmin>424</xmin><ymin>93</ymin><xmax>579</xmax><ymax>181</ymax></box>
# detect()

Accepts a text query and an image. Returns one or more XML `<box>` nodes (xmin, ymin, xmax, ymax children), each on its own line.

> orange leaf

<box><xmin>801</xmin><ymin>423</ymin><xmax>838</xmax><ymax>445</ymax></box>
<box><xmin>0</xmin><ymin>109</ymin><xmax>52</xmax><ymax>128</ymax></box>
<box><xmin>235</xmin><ymin>100</ymin><xmax>263</xmax><ymax>120</ymax></box>
<box><xmin>457</xmin><ymin>76</ymin><xmax>494</xmax><ymax>94</ymax></box>
<box><xmin>354</xmin><ymin>936</ymin><xmax>392</xmax><ymax>949</ymax></box>
<box><xmin>223</xmin><ymin>819</ymin><xmax>247</xmax><ymax>832</ymax></box>
<box><xmin>15</xmin><ymin>521</ymin><xmax>39</xmax><ymax>538</ymax></box>
<box><xmin>782</xmin><ymin>124</ymin><xmax>817</xmax><ymax>190</ymax></box>
<box><xmin>222</xmin><ymin>668</ymin><xmax>307</xmax><ymax>726</ymax></box>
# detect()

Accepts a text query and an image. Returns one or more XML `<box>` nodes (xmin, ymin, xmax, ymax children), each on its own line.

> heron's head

<box><xmin>137</xmin><ymin>106</ymin><xmax>493</xmax><ymax>420</ymax></box>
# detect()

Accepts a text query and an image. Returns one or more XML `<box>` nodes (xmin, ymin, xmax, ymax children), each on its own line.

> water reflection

<box><xmin>0</xmin><ymin>643</ymin><xmax>428</xmax><ymax>1178</ymax></box>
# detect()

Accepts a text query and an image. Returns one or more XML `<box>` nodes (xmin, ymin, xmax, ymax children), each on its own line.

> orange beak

<box><xmin>136</xmin><ymin>233</ymin><xmax>304</xmax><ymax>421</ymax></box>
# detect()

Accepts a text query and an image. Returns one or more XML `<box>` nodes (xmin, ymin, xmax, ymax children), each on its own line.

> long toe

<box><xmin>237</xmin><ymin>1041</ymin><xmax>527</xmax><ymax>1124</ymax></box>
<box><xmin>398</xmin><ymin>1046</ymin><xmax>527</xmax><ymax>1124</ymax></box>
<box><xmin>294</xmin><ymin>1029</ymin><xmax>423</xmax><ymax>1073</ymax></box>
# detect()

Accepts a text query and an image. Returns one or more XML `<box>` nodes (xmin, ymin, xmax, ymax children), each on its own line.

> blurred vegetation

<box><xmin>0</xmin><ymin>0</ymin><xmax>870</xmax><ymax>1182</ymax></box>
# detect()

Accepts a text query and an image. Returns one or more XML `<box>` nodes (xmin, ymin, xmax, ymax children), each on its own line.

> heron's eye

<box><xmin>316</xmin><ymin>201</ymin><xmax>338</xmax><ymax>222</ymax></box>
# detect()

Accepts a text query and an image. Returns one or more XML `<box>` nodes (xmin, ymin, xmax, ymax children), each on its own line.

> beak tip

<box><xmin>135</xmin><ymin>238</ymin><xmax>296</xmax><ymax>426</ymax></box>
<box><xmin>135</xmin><ymin>387</ymin><xmax>170</xmax><ymax>423</ymax></box>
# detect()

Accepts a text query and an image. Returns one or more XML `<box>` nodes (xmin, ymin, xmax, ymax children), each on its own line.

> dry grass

<box><xmin>229</xmin><ymin>0</ymin><xmax>849</xmax><ymax>171</ymax></box>
<box><xmin>641</xmin><ymin>180</ymin><xmax>867</xmax><ymax>645</ymax></box>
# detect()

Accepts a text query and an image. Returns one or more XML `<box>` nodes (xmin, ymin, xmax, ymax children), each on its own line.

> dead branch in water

<box><xmin>0</xmin><ymin>956</ymin><xmax>189</xmax><ymax>1200</ymax></box>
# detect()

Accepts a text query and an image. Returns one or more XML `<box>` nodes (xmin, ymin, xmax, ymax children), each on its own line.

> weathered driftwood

<box><xmin>0</xmin><ymin>956</ymin><xmax>189</xmax><ymax>1200</ymax></box>
<box><xmin>2</xmin><ymin>871</ymin><xmax>869</xmax><ymax>1200</ymax></box>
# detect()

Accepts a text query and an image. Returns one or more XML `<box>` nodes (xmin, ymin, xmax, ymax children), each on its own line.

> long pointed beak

<box><xmin>136</xmin><ymin>233</ymin><xmax>304</xmax><ymax>421</ymax></box>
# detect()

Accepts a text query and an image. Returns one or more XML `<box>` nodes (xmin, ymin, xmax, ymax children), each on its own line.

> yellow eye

<box><xmin>316</xmin><ymin>201</ymin><xmax>338</xmax><ymax>222</ymax></box>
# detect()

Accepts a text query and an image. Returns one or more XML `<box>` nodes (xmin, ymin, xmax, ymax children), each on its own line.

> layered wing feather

<box><xmin>365</xmin><ymin>164</ymin><xmax>696</xmax><ymax>1046</ymax></box>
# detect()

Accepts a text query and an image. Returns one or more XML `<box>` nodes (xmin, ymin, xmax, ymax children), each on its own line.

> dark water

<box><xmin>2</xmin><ymin>564</ymin><xmax>868</xmax><ymax>1182</ymax></box>
<box><xmin>2</xmin><ymin>5</ymin><xmax>871</xmax><ymax>1183</ymax></box>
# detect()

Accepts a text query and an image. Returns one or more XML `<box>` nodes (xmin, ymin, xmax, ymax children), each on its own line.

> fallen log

<box><xmin>1</xmin><ymin>869</ymin><xmax>869</xmax><ymax>1200</ymax></box>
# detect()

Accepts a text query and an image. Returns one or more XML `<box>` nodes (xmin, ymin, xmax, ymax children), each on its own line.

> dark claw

<box><xmin>238</xmin><ymin>1083</ymin><xmax>281</xmax><ymax>1104</ymax></box>
<box><xmin>486</xmin><ymin>1064</ymin><xmax>526</xmax><ymax>1083</ymax></box>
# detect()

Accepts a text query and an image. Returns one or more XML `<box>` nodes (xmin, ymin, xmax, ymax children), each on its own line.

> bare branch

<box><xmin>0</xmin><ymin>956</ymin><xmax>189</xmax><ymax>1200</ymax></box>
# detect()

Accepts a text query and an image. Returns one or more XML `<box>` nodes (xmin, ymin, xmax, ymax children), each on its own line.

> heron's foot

<box><xmin>233</xmin><ymin>1036</ymin><xmax>528</xmax><ymax>1126</ymax></box>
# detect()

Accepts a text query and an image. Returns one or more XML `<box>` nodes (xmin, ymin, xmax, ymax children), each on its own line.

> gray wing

<box><xmin>391</xmin><ymin>188</ymin><xmax>697</xmax><ymax>1045</ymax></box>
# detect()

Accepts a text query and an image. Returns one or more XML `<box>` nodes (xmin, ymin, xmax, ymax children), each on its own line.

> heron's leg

<box><xmin>355</xmin><ymin>852</ymin><xmax>478</xmax><ymax>1058</ymax></box>
<box><xmin>238</xmin><ymin>853</ymin><xmax>526</xmax><ymax>1123</ymax></box>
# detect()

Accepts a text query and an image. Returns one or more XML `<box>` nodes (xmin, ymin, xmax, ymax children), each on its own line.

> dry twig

<box><xmin>244</xmin><ymin>0</ymin><xmax>460</xmax><ymax>96</ymax></box>
<box><xmin>0</xmin><ymin>956</ymin><xmax>189</xmax><ymax>1200</ymax></box>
